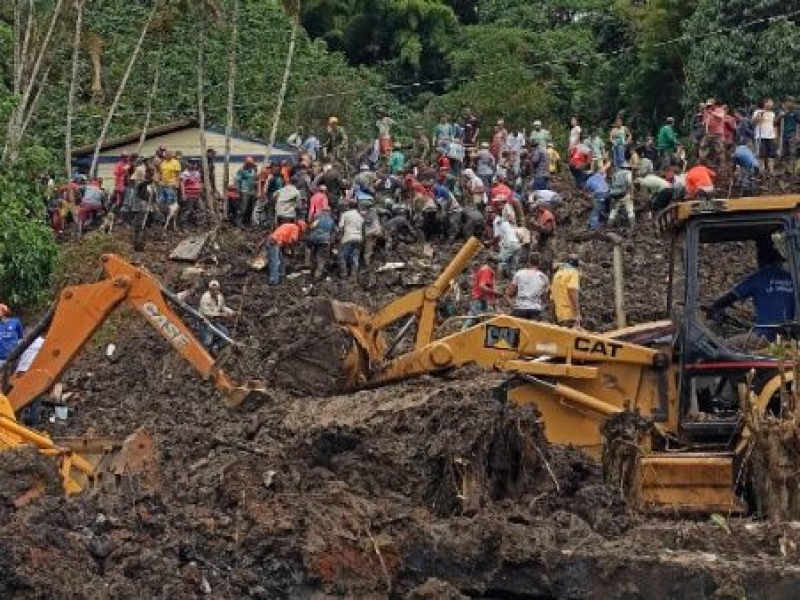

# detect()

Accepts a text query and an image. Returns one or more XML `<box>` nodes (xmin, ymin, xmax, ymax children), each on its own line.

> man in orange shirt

<box><xmin>685</xmin><ymin>162</ymin><xmax>716</xmax><ymax>199</ymax></box>
<box><xmin>259</xmin><ymin>221</ymin><xmax>306</xmax><ymax>285</ymax></box>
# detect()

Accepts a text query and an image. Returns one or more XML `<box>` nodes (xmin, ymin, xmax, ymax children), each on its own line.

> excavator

<box><xmin>0</xmin><ymin>254</ymin><xmax>265</xmax><ymax>496</ymax></box>
<box><xmin>317</xmin><ymin>194</ymin><xmax>800</xmax><ymax>513</ymax></box>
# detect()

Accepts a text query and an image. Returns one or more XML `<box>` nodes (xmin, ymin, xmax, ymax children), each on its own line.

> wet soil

<box><xmin>4</xmin><ymin>174</ymin><xmax>800</xmax><ymax>598</ymax></box>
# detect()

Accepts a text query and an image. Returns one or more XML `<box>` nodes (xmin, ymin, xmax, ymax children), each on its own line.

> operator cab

<box><xmin>662</xmin><ymin>196</ymin><xmax>800</xmax><ymax>444</ymax></box>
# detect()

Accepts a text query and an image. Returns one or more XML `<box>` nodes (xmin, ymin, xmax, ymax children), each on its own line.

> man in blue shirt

<box><xmin>0</xmin><ymin>304</ymin><xmax>24</xmax><ymax>366</ymax></box>
<box><xmin>584</xmin><ymin>165</ymin><xmax>610</xmax><ymax>229</ymax></box>
<box><xmin>709</xmin><ymin>244</ymin><xmax>795</xmax><ymax>348</ymax></box>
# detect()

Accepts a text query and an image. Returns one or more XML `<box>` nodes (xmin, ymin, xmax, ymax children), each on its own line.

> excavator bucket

<box><xmin>223</xmin><ymin>381</ymin><xmax>271</xmax><ymax>409</ymax></box>
<box><xmin>57</xmin><ymin>428</ymin><xmax>159</xmax><ymax>492</ymax></box>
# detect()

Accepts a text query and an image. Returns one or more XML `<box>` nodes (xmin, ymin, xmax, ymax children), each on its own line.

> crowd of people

<box><xmin>37</xmin><ymin>97</ymin><xmax>800</xmax><ymax>340</ymax></box>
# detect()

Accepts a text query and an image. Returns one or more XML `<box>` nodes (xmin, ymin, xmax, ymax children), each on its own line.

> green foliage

<box><xmin>0</xmin><ymin>150</ymin><xmax>58</xmax><ymax>306</ymax></box>
<box><xmin>301</xmin><ymin>0</ymin><xmax>459</xmax><ymax>85</ymax></box>
<box><xmin>684</xmin><ymin>0</ymin><xmax>800</xmax><ymax>109</ymax></box>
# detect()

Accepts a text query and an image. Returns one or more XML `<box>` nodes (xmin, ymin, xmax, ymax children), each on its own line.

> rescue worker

<box><xmin>260</xmin><ymin>221</ymin><xmax>305</xmax><ymax>285</ymax></box>
<box><xmin>361</xmin><ymin>198</ymin><xmax>385</xmax><ymax>267</ymax></box>
<box><xmin>608</xmin><ymin>162</ymin><xmax>634</xmax><ymax>227</ymax></box>
<box><xmin>0</xmin><ymin>304</ymin><xmax>24</xmax><ymax>367</ymax></box>
<box><xmin>492</xmin><ymin>205</ymin><xmax>522</xmax><ymax>278</ymax></box>
<box><xmin>463</xmin><ymin>256</ymin><xmax>497</xmax><ymax>329</ymax></box>
<box><xmin>198</xmin><ymin>281</ymin><xmax>235</xmax><ymax>351</ymax></box>
<box><xmin>708</xmin><ymin>243</ymin><xmax>795</xmax><ymax>350</ymax></box>
<box><xmin>506</xmin><ymin>252</ymin><xmax>549</xmax><ymax>320</ymax></box>
<box><xmin>338</xmin><ymin>198</ymin><xmax>365</xmax><ymax>281</ymax></box>
<box><xmin>306</xmin><ymin>207</ymin><xmax>336</xmax><ymax>280</ymax></box>
<box><xmin>551</xmin><ymin>255</ymin><xmax>582</xmax><ymax>328</ymax></box>
<box><xmin>235</xmin><ymin>157</ymin><xmax>258</xmax><ymax>226</ymax></box>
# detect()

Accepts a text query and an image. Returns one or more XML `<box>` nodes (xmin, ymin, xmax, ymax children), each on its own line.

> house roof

<box><xmin>71</xmin><ymin>120</ymin><xmax>276</xmax><ymax>156</ymax></box>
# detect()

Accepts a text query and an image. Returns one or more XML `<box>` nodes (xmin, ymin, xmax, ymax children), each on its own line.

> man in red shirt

<box><xmin>307</xmin><ymin>185</ymin><xmax>329</xmax><ymax>221</ymax></box>
<box><xmin>701</xmin><ymin>101</ymin><xmax>727</xmax><ymax>169</ymax></box>
<box><xmin>112</xmin><ymin>154</ymin><xmax>130</xmax><ymax>210</ymax></box>
<box><xmin>685</xmin><ymin>162</ymin><xmax>716</xmax><ymax>199</ymax></box>
<box><xmin>463</xmin><ymin>257</ymin><xmax>497</xmax><ymax>329</ymax></box>
<box><xmin>529</xmin><ymin>203</ymin><xmax>556</xmax><ymax>251</ymax></box>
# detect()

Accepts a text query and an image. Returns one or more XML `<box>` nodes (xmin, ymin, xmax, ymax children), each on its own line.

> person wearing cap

<box><xmin>529</xmin><ymin>120</ymin><xmax>551</xmax><ymax>150</ymax></box>
<box><xmin>323</xmin><ymin>116</ymin><xmax>348</xmax><ymax>163</ymax></box>
<box><xmin>657</xmin><ymin>117</ymin><xmax>679</xmax><ymax>169</ymax></box>
<box><xmin>337</xmin><ymin>198</ymin><xmax>365</xmax><ymax>281</ymax></box>
<box><xmin>199</xmin><ymin>281</ymin><xmax>235</xmax><ymax>350</ymax></box>
<box><xmin>551</xmin><ymin>256</ymin><xmax>582</xmax><ymax>328</ymax></box>
<box><xmin>235</xmin><ymin>157</ymin><xmax>258</xmax><ymax>226</ymax></box>
<box><xmin>0</xmin><ymin>304</ymin><xmax>24</xmax><ymax>367</ymax></box>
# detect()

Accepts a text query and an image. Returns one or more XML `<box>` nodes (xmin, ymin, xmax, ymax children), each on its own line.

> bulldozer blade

<box><xmin>224</xmin><ymin>381</ymin><xmax>270</xmax><ymax>409</ymax></box>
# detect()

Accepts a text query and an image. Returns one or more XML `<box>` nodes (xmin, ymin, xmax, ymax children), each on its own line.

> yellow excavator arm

<box><xmin>4</xmin><ymin>254</ymin><xmax>263</xmax><ymax>413</ymax></box>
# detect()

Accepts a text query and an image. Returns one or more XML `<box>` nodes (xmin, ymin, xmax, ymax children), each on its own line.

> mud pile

<box><xmin>4</xmin><ymin>173</ymin><xmax>800</xmax><ymax>597</ymax></box>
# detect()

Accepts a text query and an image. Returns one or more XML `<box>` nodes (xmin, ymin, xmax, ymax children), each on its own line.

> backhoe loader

<box><xmin>316</xmin><ymin>195</ymin><xmax>800</xmax><ymax>513</ymax></box>
<box><xmin>0</xmin><ymin>254</ymin><xmax>265</xmax><ymax>498</ymax></box>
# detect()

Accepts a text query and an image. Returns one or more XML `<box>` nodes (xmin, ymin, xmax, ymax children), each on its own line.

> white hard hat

<box><xmin>209</xmin><ymin>280</ymin><xmax>220</xmax><ymax>289</ymax></box>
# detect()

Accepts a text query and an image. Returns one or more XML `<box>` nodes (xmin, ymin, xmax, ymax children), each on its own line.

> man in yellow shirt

<box><xmin>159</xmin><ymin>150</ymin><xmax>182</xmax><ymax>206</ymax></box>
<box><xmin>547</xmin><ymin>142</ymin><xmax>562</xmax><ymax>174</ymax></box>
<box><xmin>550</xmin><ymin>255</ymin><xmax>581</xmax><ymax>327</ymax></box>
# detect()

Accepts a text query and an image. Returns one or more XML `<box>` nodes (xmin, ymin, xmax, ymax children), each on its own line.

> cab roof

<box><xmin>657</xmin><ymin>195</ymin><xmax>800</xmax><ymax>234</ymax></box>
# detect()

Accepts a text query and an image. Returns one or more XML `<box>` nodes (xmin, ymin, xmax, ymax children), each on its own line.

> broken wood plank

<box><xmin>170</xmin><ymin>233</ymin><xmax>211</xmax><ymax>262</ymax></box>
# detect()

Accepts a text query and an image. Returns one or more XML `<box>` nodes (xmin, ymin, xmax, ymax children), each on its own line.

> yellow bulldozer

<box><xmin>316</xmin><ymin>195</ymin><xmax>800</xmax><ymax>514</ymax></box>
<box><xmin>0</xmin><ymin>254</ymin><xmax>265</xmax><ymax>498</ymax></box>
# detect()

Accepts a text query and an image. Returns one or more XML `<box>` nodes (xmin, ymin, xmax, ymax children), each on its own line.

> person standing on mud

<box><xmin>306</xmin><ymin>207</ymin><xmax>337</xmax><ymax>280</ymax></box>
<box><xmin>551</xmin><ymin>255</ymin><xmax>582</xmax><ymax>328</ymax></box>
<box><xmin>234</xmin><ymin>157</ymin><xmax>258</xmax><ymax>226</ymax></box>
<box><xmin>260</xmin><ymin>221</ymin><xmax>305</xmax><ymax>285</ymax></box>
<box><xmin>506</xmin><ymin>253</ymin><xmax>549</xmax><ymax>321</ymax></box>
<box><xmin>338</xmin><ymin>198</ymin><xmax>365</xmax><ymax>281</ymax></box>
<box><xmin>463</xmin><ymin>257</ymin><xmax>497</xmax><ymax>329</ymax></box>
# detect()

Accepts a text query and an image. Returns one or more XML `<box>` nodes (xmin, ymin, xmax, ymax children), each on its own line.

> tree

<box><xmin>89</xmin><ymin>3</ymin><xmax>156</xmax><ymax>175</ymax></box>
<box><xmin>683</xmin><ymin>0</ymin><xmax>800</xmax><ymax>110</ymax></box>
<box><xmin>65</xmin><ymin>0</ymin><xmax>85</xmax><ymax>178</ymax></box>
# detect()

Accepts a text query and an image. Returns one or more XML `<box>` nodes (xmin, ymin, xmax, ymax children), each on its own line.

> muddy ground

<box><xmin>3</xmin><ymin>175</ymin><xmax>800</xmax><ymax>598</ymax></box>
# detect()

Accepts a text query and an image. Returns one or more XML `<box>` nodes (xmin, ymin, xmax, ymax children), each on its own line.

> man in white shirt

<box><xmin>568</xmin><ymin>115</ymin><xmax>582</xmax><ymax>150</ymax></box>
<box><xmin>492</xmin><ymin>206</ymin><xmax>522</xmax><ymax>278</ymax></box>
<box><xmin>338</xmin><ymin>198</ymin><xmax>365</xmax><ymax>281</ymax></box>
<box><xmin>506</xmin><ymin>253</ymin><xmax>549</xmax><ymax>320</ymax></box>
<box><xmin>754</xmin><ymin>98</ymin><xmax>777</xmax><ymax>173</ymax></box>
<box><xmin>199</xmin><ymin>280</ymin><xmax>235</xmax><ymax>350</ymax></box>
